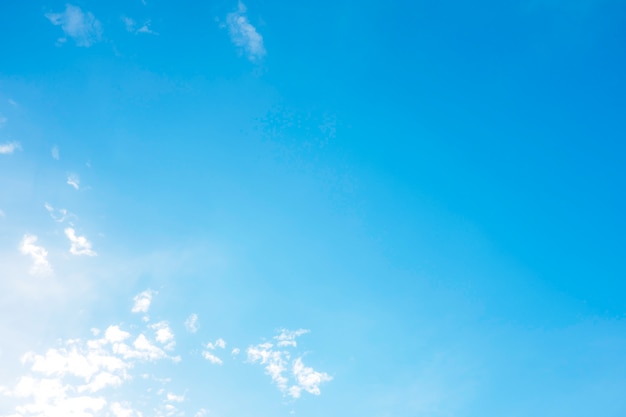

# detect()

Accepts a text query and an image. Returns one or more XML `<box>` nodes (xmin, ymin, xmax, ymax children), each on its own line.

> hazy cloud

<box><xmin>0</xmin><ymin>141</ymin><xmax>21</xmax><ymax>155</ymax></box>
<box><xmin>225</xmin><ymin>1</ymin><xmax>266</xmax><ymax>61</ymax></box>
<box><xmin>46</xmin><ymin>4</ymin><xmax>103</xmax><ymax>47</ymax></box>
<box><xmin>184</xmin><ymin>313</ymin><xmax>199</xmax><ymax>333</ymax></box>
<box><xmin>19</xmin><ymin>235</ymin><xmax>53</xmax><ymax>277</ymax></box>
<box><xmin>51</xmin><ymin>145</ymin><xmax>60</xmax><ymax>160</ymax></box>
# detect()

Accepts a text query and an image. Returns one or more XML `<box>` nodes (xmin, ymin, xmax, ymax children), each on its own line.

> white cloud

<box><xmin>247</xmin><ymin>329</ymin><xmax>331</xmax><ymax>398</ymax></box>
<box><xmin>290</xmin><ymin>358</ymin><xmax>332</xmax><ymax>398</ymax></box>
<box><xmin>66</xmin><ymin>173</ymin><xmax>80</xmax><ymax>190</ymax></box>
<box><xmin>45</xmin><ymin>4</ymin><xmax>103</xmax><ymax>47</ymax></box>
<box><xmin>151</xmin><ymin>321</ymin><xmax>175</xmax><ymax>350</ymax></box>
<box><xmin>201</xmin><ymin>351</ymin><xmax>223</xmax><ymax>365</ymax></box>
<box><xmin>275</xmin><ymin>329</ymin><xmax>309</xmax><ymax>347</ymax></box>
<box><xmin>231</xmin><ymin>348</ymin><xmax>241</xmax><ymax>356</ymax></box>
<box><xmin>131</xmin><ymin>289</ymin><xmax>155</xmax><ymax>313</ymax></box>
<box><xmin>64</xmin><ymin>227</ymin><xmax>97</xmax><ymax>256</ymax></box>
<box><xmin>19</xmin><ymin>234</ymin><xmax>53</xmax><ymax>277</ymax></box>
<box><xmin>3</xmin><ymin>316</ymin><xmax>181</xmax><ymax>417</ymax></box>
<box><xmin>51</xmin><ymin>145</ymin><xmax>60</xmax><ymax>160</ymax></box>
<box><xmin>225</xmin><ymin>1</ymin><xmax>266</xmax><ymax>62</ymax></box>
<box><xmin>206</xmin><ymin>338</ymin><xmax>226</xmax><ymax>350</ymax></box>
<box><xmin>0</xmin><ymin>141</ymin><xmax>21</xmax><ymax>155</ymax></box>
<box><xmin>184</xmin><ymin>313</ymin><xmax>199</xmax><ymax>333</ymax></box>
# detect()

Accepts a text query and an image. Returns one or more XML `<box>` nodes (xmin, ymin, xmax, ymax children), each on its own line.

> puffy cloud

<box><xmin>45</xmin><ymin>4</ymin><xmax>103</xmax><ymax>47</ymax></box>
<box><xmin>151</xmin><ymin>321</ymin><xmax>175</xmax><ymax>350</ymax></box>
<box><xmin>184</xmin><ymin>313</ymin><xmax>199</xmax><ymax>333</ymax></box>
<box><xmin>290</xmin><ymin>358</ymin><xmax>332</xmax><ymax>398</ymax></box>
<box><xmin>131</xmin><ymin>289</ymin><xmax>155</xmax><ymax>313</ymax></box>
<box><xmin>206</xmin><ymin>338</ymin><xmax>226</xmax><ymax>350</ymax></box>
<box><xmin>19</xmin><ymin>234</ymin><xmax>53</xmax><ymax>276</ymax></box>
<box><xmin>64</xmin><ymin>228</ymin><xmax>97</xmax><ymax>256</ymax></box>
<box><xmin>66</xmin><ymin>174</ymin><xmax>80</xmax><ymax>190</ymax></box>
<box><xmin>201</xmin><ymin>351</ymin><xmax>223</xmax><ymax>365</ymax></box>
<box><xmin>225</xmin><ymin>2</ymin><xmax>266</xmax><ymax>62</ymax></box>
<box><xmin>0</xmin><ymin>141</ymin><xmax>21</xmax><ymax>155</ymax></box>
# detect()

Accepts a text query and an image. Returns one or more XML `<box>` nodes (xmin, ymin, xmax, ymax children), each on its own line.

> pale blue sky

<box><xmin>1</xmin><ymin>1</ymin><xmax>626</xmax><ymax>416</ymax></box>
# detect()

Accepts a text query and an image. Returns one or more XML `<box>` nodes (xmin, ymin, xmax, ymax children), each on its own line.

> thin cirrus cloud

<box><xmin>51</xmin><ymin>145</ymin><xmax>60</xmax><ymax>160</ymax></box>
<box><xmin>18</xmin><ymin>234</ymin><xmax>53</xmax><ymax>277</ymax></box>
<box><xmin>225</xmin><ymin>1</ymin><xmax>266</xmax><ymax>62</ymax></box>
<box><xmin>45</xmin><ymin>4</ymin><xmax>103</xmax><ymax>47</ymax></box>
<box><xmin>64</xmin><ymin>227</ymin><xmax>97</xmax><ymax>256</ymax></box>
<box><xmin>67</xmin><ymin>173</ymin><xmax>80</xmax><ymax>190</ymax></box>
<box><xmin>0</xmin><ymin>141</ymin><xmax>21</xmax><ymax>155</ymax></box>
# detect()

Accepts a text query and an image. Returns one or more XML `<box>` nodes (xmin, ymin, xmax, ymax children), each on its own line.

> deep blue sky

<box><xmin>1</xmin><ymin>1</ymin><xmax>625</xmax><ymax>416</ymax></box>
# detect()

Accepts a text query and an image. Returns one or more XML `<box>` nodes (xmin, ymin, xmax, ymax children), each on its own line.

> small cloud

<box><xmin>19</xmin><ymin>234</ymin><xmax>53</xmax><ymax>277</ymax></box>
<box><xmin>166</xmin><ymin>392</ymin><xmax>184</xmax><ymax>403</ymax></box>
<box><xmin>0</xmin><ymin>209</ymin><xmax>5</xmax><ymax>218</ymax></box>
<box><xmin>7</xmin><ymin>99</ymin><xmax>17</xmax><ymax>106</ymax></box>
<box><xmin>0</xmin><ymin>141</ymin><xmax>21</xmax><ymax>155</ymax></box>
<box><xmin>132</xmin><ymin>289</ymin><xmax>155</xmax><ymax>314</ymax></box>
<box><xmin>64</xmin><ymin>227</ymin><xmax>97</xmax><ymax>256</ymax></box>
<box><xmin>0</xmin><ymin>115</ymin><xmax>6</xmax><ymax>127</ymax></box>
<box><xmin>184</xmin><ymin>314</ymin><xmax>199</xmax><ymax>333</ymax></box>
<box><xmin>225</xmin><ymin>1</ymin><xmax>266</xmax><ymax>62</ymax></box>
<box><xmin>44</xmin><ymin>203</ymin><xmax>69</xmax><ymax>222</ymax></box>
<box><xmin>46</xmin><ymin>4</ymin><xmax>103</xmax><ymax>47</ymax></box>
<box><xmin>151</xmin><ymin>321</ymin><xmax>175</xmax><ymax>350</ymax></box>
<box><xmin>123</xmin><ymin>16</ymin><xmax>157</xmax><ymax>35</ymax></box>
<box><xmin>51</xmin><ymin>145</ymin><xmax>60</xmax><ymax>160</ymax></box>
<box><xmin>201</xmin><ymin>351</ymin><xmax>223</xmax><ymax>365</ymax></box>
<box><xmin>67</xmin><ymin>173</ymin><xmax>80</xmax><ymax>190</ymax></box>
<box><xmin>206</xmin><ymin>338</ymin><xmax>226</xmax><ymax>350</ymax></box>
<box><xmin>231</xmin><ymin>347</ymin><xmax>241</xmax><ymax>356</ymax></box>
<box><xmin>275</xmin><ymin>329</ymin><xmax>309</xmax><ymax>347</ymax></box>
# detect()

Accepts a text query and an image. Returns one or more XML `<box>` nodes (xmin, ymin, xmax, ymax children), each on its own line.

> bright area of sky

<box><xmin>1</xmin><ymin>0</ymin><xmax>625</xmax><ymax>416</ymax></box>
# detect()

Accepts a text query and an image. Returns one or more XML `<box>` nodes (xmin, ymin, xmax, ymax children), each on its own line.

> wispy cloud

<box><xmin>64</xmin><ymin>227</ymin><xmax>97</xmax><ymax>256</ymax></box>
<box><xmin>247</xmin><ymin>329</ymin><xmax>332</xmax><ymax>398</ymax></box>
<box><xmin>0</xmin><ymin>115</ymin><xmax>6</xmax><ymax>127</ymax></box>
<box><xmin>132</xmin><ymin>289</ymin><xmax>155</xmax><ymax>314</ymax></box>
<box><xmin>19</xmin><ymin>235</ymin><xmax>53</xmax><ymax>277</ymax></box>
<box><xmin>44</xmin><ymin>203</ymin><xmax>70</xmax><ymax>223</ymax></box>
<box><xmin>46</xmin><ymin>4</ymin><xmax>103</xmax><ymax>47</ymax></box>
<box><xmin>122</xmin><ymin>16</ymin><xmax>157</xmax><ymax>35</ymax></box>
<box><xmin>225</xmin><ymin>2</ymin><xmax>266</xmax><ymax>62</ymax></box>
<box><xmin>51</xmin><ymin>145</ymin><xmax>60</xmax><ymax>160</ymax></box>
<box><xmin>67</xmin><ymin>173</ymin><xmax>80</xmax><ymax>189</ymax></box>
<box><xmin>184</xmin><ymin>313</ymin><xmax>199</xmax><ymax>333</ymax></box>
<box><xmin>0</xmin><ymin>141</ymin><xmax>21</xmax><ymax>155</ymax></box>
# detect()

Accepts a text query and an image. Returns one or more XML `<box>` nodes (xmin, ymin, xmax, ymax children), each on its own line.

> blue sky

<box><xmin>1</xmin><ymin>0</ymin><xmax>626</xmax><ymax>416</ymax></box>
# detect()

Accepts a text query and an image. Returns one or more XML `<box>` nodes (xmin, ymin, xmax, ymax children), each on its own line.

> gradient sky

<box><xmin>1</xmin><ymin>1</ymin><xmax>626</xmax><ymax>416</ymax></box>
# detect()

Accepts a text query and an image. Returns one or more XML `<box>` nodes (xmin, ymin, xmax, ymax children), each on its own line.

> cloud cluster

<box><xmin>226</xmin><ymin>2</ymin><xmax>266</xmax><ymax>62</ymax></box>
<box><xmin>202</xmin><ymin>338</ymin><xmax>226</xmax><ymax>365</ymax></box>
<box><xmin>0</xmin><ymin>317</ymin><xmax>180</xmax><ymax>417</ymax></box>
<box><xmin>247</xmin><ymin>329</ymin><xmax>332</xmax><ymax>398</ymax></box>
<box><xmin>184</xmin><ymin>313</ymin><xmax>199</xmax><ymax>333</ymax></box>
<box><xmin>46</xmin><ymin>4</ymin><xmax>103</xmax><ymax>47</ymax></box>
